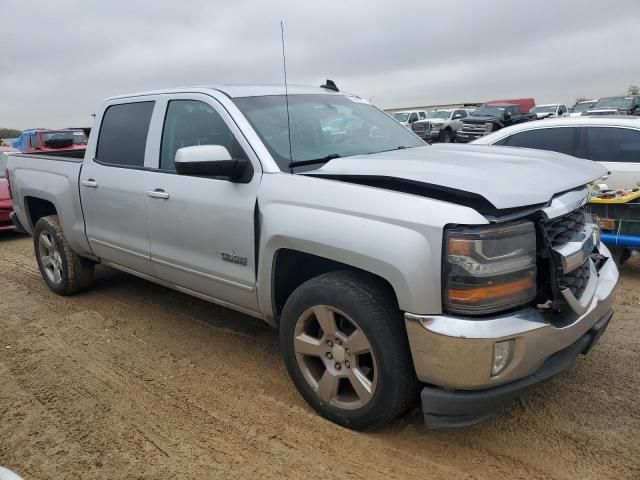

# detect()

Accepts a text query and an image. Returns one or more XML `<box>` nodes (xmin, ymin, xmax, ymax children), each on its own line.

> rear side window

<box><xmin>504</xmin><ymin>127</ymin><xmax>578</xmax><ymax>156</ymax></box>
<box><xmin>96</xmin><ymin>101</ymin><xmax>154</xmax><ymax>167</ymax></box>
<box><xmin>587</xmin><ymin>127</ymin><xmax>640</xmax><ymax>163</ymax></box>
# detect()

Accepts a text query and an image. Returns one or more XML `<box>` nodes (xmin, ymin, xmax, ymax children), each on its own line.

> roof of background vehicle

<box><xmin>534</xmin><ymin>103</ymin><xmax>561</xmax><ymax>107</ymax></box>
<box><xmin>107</xmin><ymin>85</ymin><xmax>354</xmax><ymax>101</ymax></box>
<box><xmin>473</xmin><ymin>116</ymin><xmax>640</xmax><ymax>144</ymax></box>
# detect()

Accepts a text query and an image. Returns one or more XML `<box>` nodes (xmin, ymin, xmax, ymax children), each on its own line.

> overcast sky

<box><xmin>1</xmin><ymin>0</ymin><xmax>639</xmax><ymax>129</ymax></box>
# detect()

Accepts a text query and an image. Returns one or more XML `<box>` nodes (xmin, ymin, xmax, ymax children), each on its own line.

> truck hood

<box><xmin>305</xmin><ymin>145</ymin><xmax>606</xmax><ymax>213</ymax></box>
<box><xmin>463</xmin><ymin>115</ymin><xmax>501</xmax><ymax>124</ymax></box>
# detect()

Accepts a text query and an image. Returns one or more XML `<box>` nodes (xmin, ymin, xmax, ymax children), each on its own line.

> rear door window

<box><xmin>503</xmin><ymin>127</ymin><xmax>578</xmax><ymax>156</ymax></box>
<box><xmin>586</xmin><ymin>127</ymin><xmax>640</xmax><ymax>163</ymax></box>
<box><xmin>96</xmin><ymin>101</ymin><xmax>155</xmax><ymax>167</ymax></box>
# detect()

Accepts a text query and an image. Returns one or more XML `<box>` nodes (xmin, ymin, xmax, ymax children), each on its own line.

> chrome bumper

<box><xmin>405</xmin><ymin>244</ymin><xmax>618</xmax><ymax>390</ymax></box>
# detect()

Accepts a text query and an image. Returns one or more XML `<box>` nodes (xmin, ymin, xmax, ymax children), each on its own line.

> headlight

<box><xmin>444</xmin><ymin>221</ymin><xmax>537</xmax><ymax>315</ymax></box>
<box><xmin>484</xmin><ymin>122</ymin><xmax>494</xmax><ymax>132</ymax></box>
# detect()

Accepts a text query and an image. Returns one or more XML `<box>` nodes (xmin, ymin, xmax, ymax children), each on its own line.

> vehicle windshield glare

<box><xmin>41</xmin><ymin>131</ymin><xmax>88</xmax><ymax>145</ymax></box>
<box><xmin>392</xmin><ymin>112</ymin><xmax>410</xmax><ymax>122</ymax></box>
<box><xmin>594</xmin><ymin>97</ymin><xmax>633</xmax><ymax>109</ymax></box>
<box><xmin>472</xmin><ymin>105</ymin><xmax>506</xmax><ymax>116</ymax></box>
<box><xmin>531</xmin><ymin>105</ymin><xmax>557</xmax><ymax>113</ymax></box>
<box><xmin>425</xmin><ymin>111</ymin><xmax>450</xmax><ymax>119</ymax></box>
<box><xmin>573</xmin><ymin>101</ymin><xmax>596</xmax><ymax>112</ymax></box>
<box><xmin>233</xmin><ymin>94</ymin><xmax>425</xmax><ymax>171</ymax></box>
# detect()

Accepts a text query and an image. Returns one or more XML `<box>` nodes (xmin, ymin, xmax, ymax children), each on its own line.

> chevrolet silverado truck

<box><xmin>456</xmin><ymin>103</ymin><xmax>535</xmax><ymax>143</ymax></box>
<box><xmin>6</xmin><ymin>85</ymin><xmax>618</xmax><ymax>430</ymax></box>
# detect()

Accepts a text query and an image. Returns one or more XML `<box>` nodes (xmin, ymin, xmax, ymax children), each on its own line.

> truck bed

<box><xmin>7</xmin><ymin>152</ymin><xmax>91</xmax><ymax>256</ymax></box>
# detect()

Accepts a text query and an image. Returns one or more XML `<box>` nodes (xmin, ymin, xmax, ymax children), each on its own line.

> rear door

<box><xmin>585</xmin><ymin>126</ymin><xmax>640</xmax><ymax>188</ymax></box>
<box><xmin>501</xmin><ymin>126</ymin><xmax>579</xmax><ymax>156</ymax></box>
<box><xmin>80</xmin><ymin>100</ymin><xmax>157</xmax><ymax>275</ymax></box>
<box><xmin>144</xmin><ymin>93</ymin><xmax>262</xmax><ymax>312</ymax></box>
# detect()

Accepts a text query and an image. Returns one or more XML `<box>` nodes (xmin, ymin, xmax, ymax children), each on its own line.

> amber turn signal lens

<box><xmin>448</xmin><ymin>238</ymin><xmax>472</xmax><ymax>256</ymax></box>
<box><xmin>448</xmin><ymin>277</ymin><xmax>535</xmax><ymax>305</ymax></box>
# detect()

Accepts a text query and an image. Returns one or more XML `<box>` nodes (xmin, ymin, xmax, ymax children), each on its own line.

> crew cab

<box><xmin>389</xmin><ymin>110</ymin><xmax>427</xmax><ymax>128</ymax></box>
<box><xmin>456</xmin><ymin>103</ymin><xmax>535</xmax><ymax>142</ymax></box>
<box><xmin>570</xmin><ymin>100</ymin><xmax>598</xmax><ymax>117</ymax></box>
<box><xmin>7</xmin><ymin>85</ymin><xmax>618</xmax><ymax>429</ymax></box>
<box><xmin>411</xmin><ymin>109</ymin><xmax>470</xmax><ymax>143</ymax></box>
<box><xmin>12</xmin><ymin>129</ymin><xmax>88</xmax><ymax>158</ymax></box>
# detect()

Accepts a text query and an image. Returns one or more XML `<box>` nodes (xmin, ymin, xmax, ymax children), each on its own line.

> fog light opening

<box><xmin>492</xmin><ymin>340</ymin><xmax>514</xmax><ymax>376</ymax></box>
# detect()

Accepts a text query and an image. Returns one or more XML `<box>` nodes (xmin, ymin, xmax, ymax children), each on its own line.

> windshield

<box><xmin>531</xmin><ymin>105</ymin><xmax>557</xmax><ymax>113</ymax></box>
<box><xmin>392</xmin><ymin>112</ymin><xmax>410</xmax><ymax>122</ymax></box>
<box><xmin>471</xmin><ymin>105</ymin><xmax>506</xmax><ymax>117</ymax></box>
<box><xmin>594</xmin><ymin>97</ymin><xmax>633</xmax><ymax>109</ymax></box>
<box><xmin>41</xmin><ymin>131</ymin><xmax>88</xmax><ymax>145</ymax></box>
<box><xmin>573</xmin><ymin>101</ymin><xmax>596</xmax><ymax>112</ymax></box>
<box><xmin>425</xmin><ymin>111</ymin><xmax>450</xmax><ymax>119</ymax></box>
<box><xmin>233</xmin><ymin>94</ymin><xmax>425</xmax><ymax>171</ymax></box>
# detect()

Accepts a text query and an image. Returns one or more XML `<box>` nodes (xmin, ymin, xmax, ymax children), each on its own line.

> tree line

<box><xmin>0</xmin><ymin>128</ymin><xmax>21</xmax><ymax>139</ymax></box>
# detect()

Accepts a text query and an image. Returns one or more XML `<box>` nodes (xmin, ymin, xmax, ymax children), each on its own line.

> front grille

<box><xmin>544</xmin><ymin>208</ymin><xmax>586</xmax><ymax>248</ymax></box>
<box><xmin>412</xmin><ymin>122</ymin><xmax>429</xmax><ymax>132</ymax></box>
<box><xmin>460</xmin><ymin>123</ymin><xmax>487</xmax><ymax>134</ymax></box>
<box><xmin>558</xmin><ymin>260</ymin><xmax>591</xmax><ymax>298</ymax></box>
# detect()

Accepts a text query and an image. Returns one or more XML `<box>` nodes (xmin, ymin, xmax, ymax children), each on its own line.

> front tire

<box><xmin>279</xmin><ymin>271</ymin><xmax>418</xmax><ymax>430</ymax></box>
<box><xmin>440</xmin><ymin>129</ymin><xmax>453</xmax><ymax>143</ymax></box>
<box><xmin>33</xmin><ymin>215</ymin><xmax>95</xmax><ymax>295</ymax></box>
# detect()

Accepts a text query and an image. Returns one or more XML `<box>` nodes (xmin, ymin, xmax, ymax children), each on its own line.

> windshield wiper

<box><xmin>289</xmin><ymin>153</ymin><xmax>341</xmax><ymax>169</ymax></box>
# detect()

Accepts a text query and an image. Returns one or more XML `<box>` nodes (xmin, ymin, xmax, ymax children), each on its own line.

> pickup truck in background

<box><xmin>7</xmin><ymin>84</ymin><xmax>618</xmax><ymax>430</ymax></box>
<box><xmin>389</xmin><ymin>109</ymin><xmax>427</xmax><ymax>128</ymax></box>
<box><xmin>12</xmin><ymin>129</ymin><xmax>88</xmax><ymax>158</ymax></box>
<box><xmin>586</xmin><ymin>96</ymin><xmax>640</xmax><ymax>116</ymax></box>
<box><xmin>456</xmin><ymin>102</ymin><xmax>536</xmax><ymax>143</ymax></box>
<box><xmin>410</xmin><ymin>108</ymin><xmax>471</xmax><ymax>143</ymax></box>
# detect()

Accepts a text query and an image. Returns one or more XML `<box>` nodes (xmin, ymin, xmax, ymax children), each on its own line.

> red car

<box><xmin>12</xmin><ymin>129</ymin><xmax>88</xmax><ymax>158</ymax></box>
<box><xmin>0</xmin><ymin>146</ymin><xmax>17</xmax><ymax>231</ymax></box>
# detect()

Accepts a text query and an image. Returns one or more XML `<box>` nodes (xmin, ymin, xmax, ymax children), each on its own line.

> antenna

<box><xmin>280</xmin><ymin>21</ymin><xmax>293</xmax><ymax>171</ymax></box>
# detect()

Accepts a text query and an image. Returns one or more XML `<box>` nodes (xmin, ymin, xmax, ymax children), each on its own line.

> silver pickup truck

<box><xmin>7</xmin><ymin>85</ymin><xmax>618</xmax><ymax>430</ymax></box>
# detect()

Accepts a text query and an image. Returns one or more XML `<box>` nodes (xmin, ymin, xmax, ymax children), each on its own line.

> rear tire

<box><xmin>279</xmin><ymin>270</ymin><xmax>418</xmax><ymax>430</ymax></box>
<box><xmin>33</xmin><ymin>215</ymin><xmax>94</xmax><ymax>295</ymax></box>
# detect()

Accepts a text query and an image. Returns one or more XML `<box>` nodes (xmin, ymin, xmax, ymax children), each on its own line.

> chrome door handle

<box><xmin>146</xmin><ymin>189</ymin><xmax>169</xmax><ymax>199</ymax></box>
<box><xmin>81</xmin><ymin>179</ymin><xmax>98</xmax><ymax>188</ymax></box>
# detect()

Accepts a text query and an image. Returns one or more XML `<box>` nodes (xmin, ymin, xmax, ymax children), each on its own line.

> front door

<box><xmin>80</xmin><ymin>100</ymin><xmax>156</xmax><ymax>275</ymax></box>
<box><xmin>145</xmin><ymin>95</ymin><xmax>261</xmax><ymax>311</ymax></box>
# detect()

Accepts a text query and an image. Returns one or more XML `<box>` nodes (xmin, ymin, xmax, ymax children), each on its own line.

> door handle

<box><xmin>81</xmin><ymin>179</ymin><xmax>98</xmax><ymax>188</ymax></box>
<box><xmin>146</xmin><ymin>189</ymin><xmax>169</xmax><ymax>199</ymax></box>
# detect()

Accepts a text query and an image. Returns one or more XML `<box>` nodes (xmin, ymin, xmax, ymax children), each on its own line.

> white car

<box><xmin>530</xmin><ymin>103</ymin><xmax>569</xmax><ymax>119</ymax></box>
<box><xmin>472</xmin><ymin>116</ymin><xmax>640</xmax><ymax>189</ymax></box>
<box><xmin>569</xmin><ymin>100</ymin><xmax>598</xmax><ymax>117</ymax></box>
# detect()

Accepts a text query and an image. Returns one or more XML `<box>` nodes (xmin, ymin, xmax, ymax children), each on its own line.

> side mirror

<box><xmin>175</xmin><ymin>145</ymin><xmax>251</xmax><ymax>182</ymax></box>
<box><xmin>504</xmin><ymin>112</ymin><xmax>512</xmax><ymax>119</ymax></box>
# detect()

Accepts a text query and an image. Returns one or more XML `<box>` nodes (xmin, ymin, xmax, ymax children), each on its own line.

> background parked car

<box><xmin>12</xmin><ymin>129</ymin><xmax>88</xmax><ymax>158</ymax></box>
<box><xmin>390</xmin><ymin>110</ymin><xmax>427</xmax><ymax>128</ymax></box>
<box><xmin>569</xmin><ymin>99</ymin><xmax>598</xmax><ymax>117</ymax></box>
<box><xmin>456</xmin><ymin>100</ymin><xmax>536</xmax><ymax>142</ymax></box>
<box><xmin>410</xmin><ymin>108</ymin><xmax>470</xmax><ymax>143</ymax></box>
<box><xmin>586</xmin><ymin>96</ymin><xmax>640</xmax><ymax>116</ymax></box>
<box><xmin>472</xmin><ymin>116</ymin><xmax>640</xmax><ymax>189</ymax></box>
<box><xmin>0</xmin><ymin>146</ymin><xmax>18</xmax><ymax>231</ymax></box>
<box><xmin>530</xmin><ymin>103</ymin><xmax>569</xmax><ymax>119</ymax></box>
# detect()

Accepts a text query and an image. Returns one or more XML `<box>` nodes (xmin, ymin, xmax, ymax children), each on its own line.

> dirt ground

<box><xmin>0</xmin><ymin>232</ymin><xmax>638</xmax><ymax>480</ymax></box>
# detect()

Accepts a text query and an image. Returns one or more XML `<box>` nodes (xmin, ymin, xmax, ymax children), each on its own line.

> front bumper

<box><xmin>455</xmin><ymin>131</ymin><xmax>484</xmax><ymax>143</ymax></box>
<box><xmin>404</xmin><ymin>244</ymin><xmax>618</xmax><ymax>426</ymax></box>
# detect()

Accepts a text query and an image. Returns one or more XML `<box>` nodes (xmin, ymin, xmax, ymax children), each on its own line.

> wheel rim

<box><xmin>38</xmin><ymin>231</ymin><xmax>63</xmax><ymax>285</ymax></box>
<box><xmin>293</xmin><ymin>305</ymin><xmax>378</xmax><ymax>410</ymax></box>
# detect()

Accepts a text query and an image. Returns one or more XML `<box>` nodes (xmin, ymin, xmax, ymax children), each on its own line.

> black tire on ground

<box><xmin>279</xmin><ymin>270</ymin><xmax>419</xmax><ymax>430</ymax></box>
<box><xmin>33</xmin><ymin>215</ymin><xmax>95</xmax><ymax>295</ymax></box>
<box><xmin>440</xmin><ymin>129</ymin><xmax>453</xmax><ymax>143</ymax></box>
<box><xmin>610</xmin><ymin>246</ymin><xmax>632</xmax><ymax>266</ymax></box>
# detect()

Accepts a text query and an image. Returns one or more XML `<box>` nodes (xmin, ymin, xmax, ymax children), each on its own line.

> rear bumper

<box><xmin>0</xmin><ymin>207</ymin><xmax>15</xmax><ymax>231</ymax></box>
<box><xmin>419</xmin><ymin>310</ymin><xmax>612</xmax><ymax>427</ymax></box>
<box><xmin>9</xmin><ymin>212</ymin><xmax>26</xmax><ymax>234</ymax></box>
